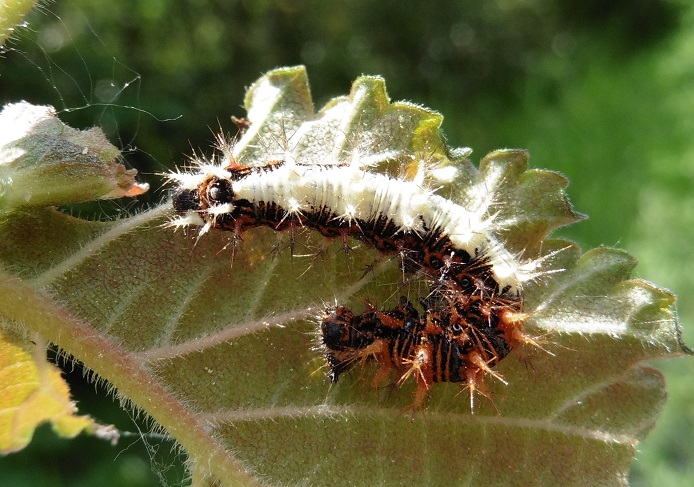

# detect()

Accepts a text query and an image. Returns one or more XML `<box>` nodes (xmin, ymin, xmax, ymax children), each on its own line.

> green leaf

<box><xmin>0</xmin><ymin>102</ymin><xmax>148</xmax><ymax>212</ymax></box>
<box><xmin>0</xmin><ymin>0</ymin><xmax>37</xmax><ymax>46</ymax></box>
<box><xmin>0</xmin><ymin>66</ymin><xmax>687</xmax><ymax>486</ymax></box>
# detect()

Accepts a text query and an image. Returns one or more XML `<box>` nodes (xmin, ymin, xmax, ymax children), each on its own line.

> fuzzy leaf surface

<box><xmin>0</xmin><ymin>66</ymin><xmax>686</xmax><ymax>486</ymax></box>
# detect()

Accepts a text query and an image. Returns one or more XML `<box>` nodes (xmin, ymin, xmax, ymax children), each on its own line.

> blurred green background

<box><xmin>1</xmin><ymin>0</ymin><xmax>693</xmax><ymax>485</ymax></box>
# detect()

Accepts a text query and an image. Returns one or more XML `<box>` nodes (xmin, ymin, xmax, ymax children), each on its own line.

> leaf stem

<box><xmin>0</xmin><ymin>268</ymin><xmax>262</xmax><ymax>487</ymax></box>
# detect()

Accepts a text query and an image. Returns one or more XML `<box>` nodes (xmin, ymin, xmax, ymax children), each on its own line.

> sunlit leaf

<box><xmin>0</xmin><ymin>102</ymin><xmax>148</xmax><ymax>213</ymax></box>
<box><xmin>0</xmin><ymin>66</ymin><xmax>687</xmax><ymax>486</ymax></box>
<box><xmin>0</xmin><ymin>330</ymin><xmax>95</xmax><ymax>454</ymax></box>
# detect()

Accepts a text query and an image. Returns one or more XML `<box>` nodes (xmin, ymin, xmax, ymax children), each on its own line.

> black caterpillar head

<box><xmin>172</xmin><ymin>188</ymin><xmax>200</xmax><ymax>214</ymax></box>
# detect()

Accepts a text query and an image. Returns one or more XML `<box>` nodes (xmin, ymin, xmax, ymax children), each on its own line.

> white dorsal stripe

<box><xmin>170</xmin><ymin>160</ymin><xmax>540</xmax><ymax>295</ymax></box>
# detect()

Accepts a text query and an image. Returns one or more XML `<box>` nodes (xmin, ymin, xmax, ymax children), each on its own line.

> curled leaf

<box><xmin>0</xmin><ymin>102</ymin><xmax>148</xmax><ymax>212</ymax></box>
<box><xmin>0</xmin><ymin>329</ymin><xmax>98</xmax><ymax>454</ymax></box>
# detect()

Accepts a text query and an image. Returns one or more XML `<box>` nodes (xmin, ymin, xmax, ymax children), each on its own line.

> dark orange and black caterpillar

<box><xmin>320</xmin><ymin>285</ymin><xmax>529</xmax><ymax>411</ymax></box>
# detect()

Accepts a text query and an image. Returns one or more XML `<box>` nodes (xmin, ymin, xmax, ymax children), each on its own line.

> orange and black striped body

<box><xmin>320</xmin><ymin>292</ymin><xmax>520</xmax><ymax>408</ymax></box>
